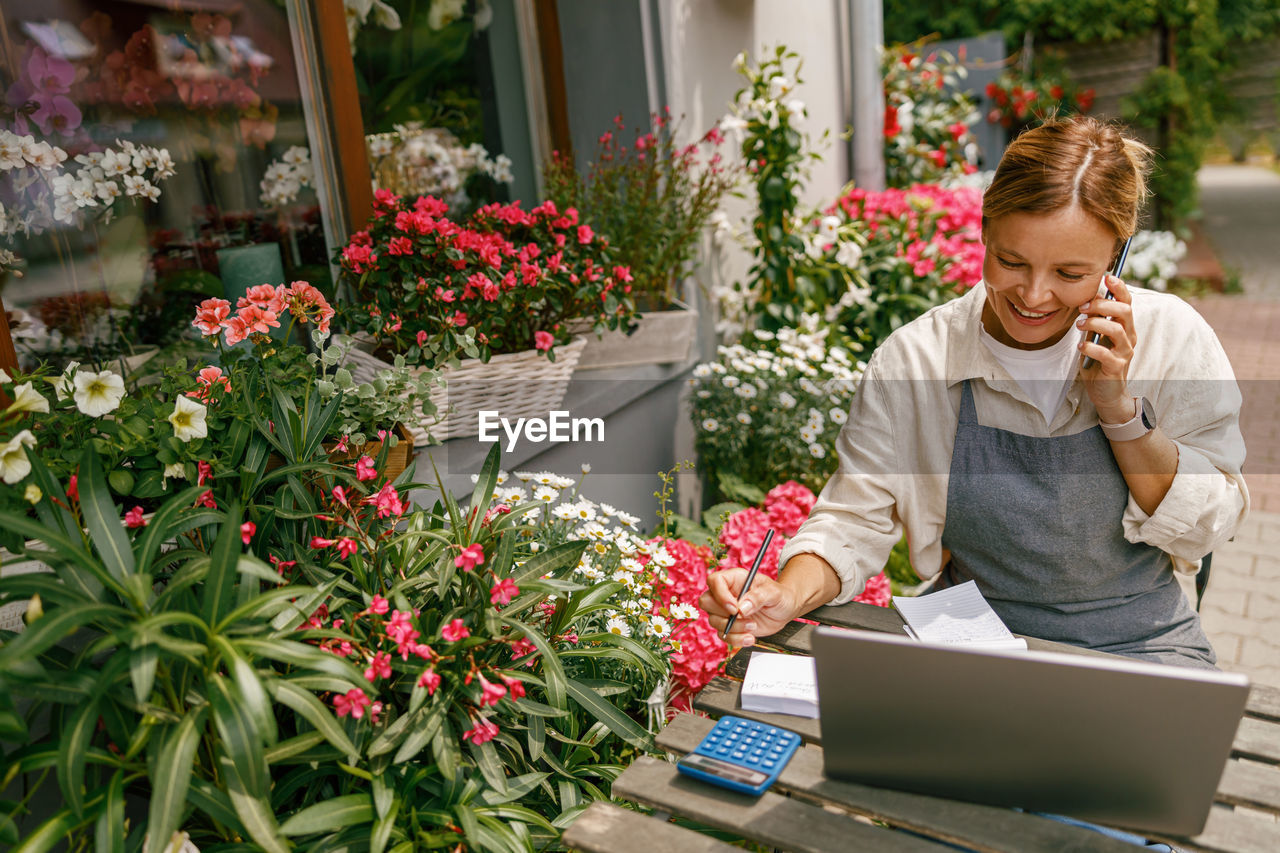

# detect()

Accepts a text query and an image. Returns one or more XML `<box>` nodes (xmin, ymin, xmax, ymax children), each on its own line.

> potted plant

<box><xmin>338</xmin><ymin>190</ymin><xmax>637</xmax><ymax>440</ymax></box>
<box><xmin>542</xmin><ymin>110</ymin><xmax>740</xmax><ymax>368</ymax></box>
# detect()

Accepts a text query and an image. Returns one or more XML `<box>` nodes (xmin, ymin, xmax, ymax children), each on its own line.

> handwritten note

<box><xmin>891</xmin><ymin>580</ymin><xmax>1027</xmax><ymax>651</ymax></box>
<box><xmin>741</xmin><ymin>652</ymin><xmax>819</xmax><ymax>718</ymax></box>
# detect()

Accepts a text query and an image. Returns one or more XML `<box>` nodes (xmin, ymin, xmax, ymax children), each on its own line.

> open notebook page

<box><xmin>740</xmin><ymin>651</ymin><xmax>819</xmax><ymax>718</ymax></box>
<box><xmin>891</xmin><ymin>580</ymin><xmax>1027</xmax><ymax>651</ymax></box>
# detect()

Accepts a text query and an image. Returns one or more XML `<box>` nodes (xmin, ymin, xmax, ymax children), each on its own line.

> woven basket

<box><xmin>345</xmin><ymin>336</ymin><xmax>587</xmax><ymax>444</ymax></box>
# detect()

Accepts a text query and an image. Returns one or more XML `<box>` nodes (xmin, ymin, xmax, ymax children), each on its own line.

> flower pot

<box><xmin>570</xmin><ymin>301</ymin><xmax>698</xmax><ymax>370</ymax></box>
<box><xmin>326</xmin><ymin>422</ymin><xmax>417</xmax><ymax>481</ymax></box>
<box><xmin>344</xmin><ymin>336</ymin><xmax>588</xmax><ymax>444</ymax></box>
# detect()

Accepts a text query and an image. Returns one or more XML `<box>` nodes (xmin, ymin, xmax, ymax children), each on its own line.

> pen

<box><xmin>1081</xmin><ymin>235</ymin><xmax>1133</xmax><ymax>370</ymax></box>
<box><xmin>723</xmin><ymin>528</ymin><xmax>775</xmax><ymax>639</ymax></box>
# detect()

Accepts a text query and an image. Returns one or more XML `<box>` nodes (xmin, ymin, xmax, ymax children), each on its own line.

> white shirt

<box><xmin>979</xmin><ymin>321</ymin><xmax>1078</xmax><ymax>423</ymax></box>
<box><xmin>778</xmin><ymin>282</ymin><xmax>1249</xmax><ymax>604</ymax></box>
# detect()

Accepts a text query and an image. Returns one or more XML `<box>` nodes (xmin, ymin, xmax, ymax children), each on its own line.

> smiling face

<box><xmin>981</xmin><ymin>205</ymin><xmax>1119</xmax><ymax>350</ymax></box>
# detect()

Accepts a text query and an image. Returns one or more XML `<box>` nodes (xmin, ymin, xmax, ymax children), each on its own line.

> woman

<box><xmin>703</xmin><ymin>116</ymin><xmax>1248</xmax><ymax>668</ymax></box>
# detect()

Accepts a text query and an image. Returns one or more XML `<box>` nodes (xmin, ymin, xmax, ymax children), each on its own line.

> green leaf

<box><xmin>478</xmin><ymin>772</ymin><xmax>549</xmax><ymax>806</ymax></box>
<box><xmin>468</xmin><ymin>443</ymin><xmax>502</xmax><ymax>541</ymax></box>
<box><xmin>564</xmin><ymin>678</ymin><xmax>650</xmax><ymax>749</ymax></box>
<box><xmin>214</xmin><ymin>637</ymin><xmax>277</xmax><ymax>748</ymax></box>
<box><xmin>501</xmin><ymin>619</ymin><xmax>566</xmax><ymax>709</ymax></box>
<box><xmin>202</xmin><ymin>501</ymin><xmax>244</xmax><ymax>627</ymax></box>
<box><xmin>56</xmin><ymin>694</ymin><xmax>100</xmax><ymax>816</ymax></box>
<box><xmin>715</xmin><ymin>470</ymin><xmax>767</xmax><ymax>505</ymax></box>
<box><xmin>0</xmin><ymin>603</ymin><xmax>125</xmax><ymax>669</ymax></box>
<box><xmin>94</xmin><ymin>770</ymin><xmax>124</xmax><ymax>853</ymax></box>
<box><xmin>146</xmin><ymin>706</ymin><xmax>207</xmax><ymax>853</ymax></box>
<box><xmin>392</xmin><ymin>702</ymin><xmax>444</xmax><ymax>764</ymax></box>
<box><xmin>187</xmin><ymin>778</ymin><xmax>245</xmax><ymax>834</ymax></box>
<box><xmin>221</xmin><ymin>755</ymin><xmax>289</xmax><ymax>853</ymax></box>
<box><xmin>471</xmin><ymin>738</ymin><xmax>508</xmax><ymax>793</ymax></box>
<box><xmin>512</xmin><ymin>541</ymin><xmax>589</xmax><ymax>585</ymax></box>
<box><xmin>209</xmin><ymin>674</ymin><xmax>269</xmax><ymax>798</ymax></box>
<box><xmin>129</xmin><ymin>643</ymin><xmax>158</xmax><ymax>704</ymax></box>
<box><xmin>279</xmin><ymin>793</ymin><xmax>374</xmax><ymax>836</ymax></box>
<box><xmin>0</xmin><ymin>512</ymin><xmax>113</xmax><ymax>600</ymax></box>
<box><xmin>78</xmin><ymin>448</ymin><xmax>135</xmax><ymax>583</ymax></box>
<box><xmin>237</xmin><ymin>638</ymin><xmax>366</xmax><ymax>690</ymax></box>
<box><xmin>527</xmin><ymin>714</ymin><xmax>545</xmax><ymax>762</ymax></box>
<box><xmin>268</xmin><ymin>680</ymin><xmax>359</xmax><ymax>757</ymax></box>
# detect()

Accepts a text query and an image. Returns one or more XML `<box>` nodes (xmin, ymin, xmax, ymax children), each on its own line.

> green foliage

<box><xmin>881</xmin><ymin>44</ymin><xmax>981</xmax><ymax>187</ymax></box>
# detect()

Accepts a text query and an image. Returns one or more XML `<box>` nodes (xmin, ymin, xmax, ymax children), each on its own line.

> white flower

<box><xmin>670</xmin><ymin>602</ymin><xmax>700</xmax><ymax>621</ymax></box>
<box><xmin>620</xmin><ymin>557</ymin><xmax>645</xmax><ymax>574</ymax></box>
<box><xmin>768</xmin><ymin>76</ymin><xmax>791</xmax><ymax>99</ymax></box>
<box><xmin>532</xmin><ymin>470</ymin><xmax>558</xmax><ymax>486</ymax></box>
<box><xmin>571</xmin><ymin>502</ymin><xmax>597</xmax><ymax>523</ymax></box>
<box><xmin>0</xmin><ymin>368</ymin><xmax>9</xmax><ymax>383</ymax></box>
<box><xmin>836</xmin><ymin>240</ymin><xmax>863</xmax><ymax>268</ymax></box>
<box><xmin>123</xmin><ymin>174</ymin><xmax>147</xmax><ymax>196</ymax></box>
<box><xmin>830</xmin><ymin>407</ymin><xmax>848</xmax><ymax>425</ymax></box>
<box><xmin>552</xmin><ymin>504</ymin><xmax>577</xmax><ymax>521</ymax></box>
<box><xmin>809</xmin><ymin>443</ymin><xmax>827</xmax><ymax>459</ymax></box>
<box><xmin>513</xmin><ymin>470</ymin><xmax>534</xmax><ymax>481</ymax></box>
<box><xmin>581</xmin><ymin>463</ymin><xmax>591</xmax><ymax>474</ymax></box>
<box><xmin>24</xmin><ymin>483</ymin><xmax>41</xmax><ymax>504</ymax></box>
<box><xmin>163</xmin><ymin>462</ymin><xmax>187</xmax><ymax>482</ymax></box>
<box><xmin>693</xmin><ymin>363</ymin><xmax>712</xmax><ymax>378</ymax></box>
<box><xmin>579</xmin><ymin>521</ymin><xmax>608</xmax><ymax>540</ymax></box>
<box><xmin>533</xmin><ymin>485</ymin><xmax>557</xmax><ymax>503</ymax></box>
<box><xmin>778</xmin><ymin>391</ymin><xmax>797</xmax><ymax>409</ymax></box>
<box><xmin>95</xmin><ymin>180</ymin><xmax>121</xmax><ymax>202</ymax></box>
<box><xmin>7</xmin><ymin>382</ymin><xmax>48</xmax><ymax>414</ymax></box>
<box><xmin>785</xmin><ymin>98</ymin><xmax>806</xmax><ymax>120</ymax></box>
<box><xmin>818</xmin><ymin>215</ymin><xmax>841</xmax><ymax>244</ymax></box>
<box><xmin>736</xmin><ymin>412</ymin><xmax>752</xmax><ymax>425</ymax></box>
<box><xmin>605</xmin><ymin>616</ymin><xmax>631</xmax><ymax>637</ymax></box>
<box><xmin>646</xmin><ymin>615</ymin><xmax>672</xmax><ymax>638</ymax></box>
<box><xmin>0</xmin><ymin>430</ymin><xmax>36</xmax><ymax>484</ymax></box>
<box><xmin>499</xmin><ymin>486</ymin><xmax>527</xmax><ymax>504</ymax></box>
<box><xmin>101</xmin><ymin>149</ymin><xmax>131</xmax><ymax>176</ymax></box>
<box><xmin>168</xmin><ymin>396</ymin><xmax>208</xmax><ymax>442</ymax></box>
<box><xmin>138</xmin><ymin>181</ymin><xmax>161</xmax><ymax>202</ymax></box>
<box><xmin>701</xmin><ymin>418</ymin><xmax>719</xmax><ymax>432</ymax></box>
<box><xmin>615</xmin><ymin>510</ymin><xmax>640</xmax><ymax>529</ymax></box>
<box><xmin>73</xmin><ymin>370</ymin><xmax>126</xmax><ymax>417</ymax></box>
<box><xmin>721</xmin><ymin>375</ymin><xmax>740</xmax><ymax>388</ymax></box>
<box><xmin>581</xmin><ymin>563</ymin><xmax>605</xmax><ymax>582</ymax></box>
<box><xmin>651</xmin><ymin>549</ymin><xmax>675</xmax><ymax>569</ymax></box>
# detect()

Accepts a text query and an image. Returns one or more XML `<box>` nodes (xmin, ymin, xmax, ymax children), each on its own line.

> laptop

<box><xmin>811</xmin><ymin>627</ymin><xmax>1250</xmax><ymax>836</ymax></box>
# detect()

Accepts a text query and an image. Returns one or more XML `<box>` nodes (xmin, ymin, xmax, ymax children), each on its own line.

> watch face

<box><xmin>1140</xmin><ymin>397</ymin><xmax>1156</xmax><ymax>430</ymax></box>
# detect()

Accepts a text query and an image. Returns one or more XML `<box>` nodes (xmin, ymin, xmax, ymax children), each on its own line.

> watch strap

<box><xmin>1100</xmin><ymin>397</ymin><xmax>1153</xmax><ymax>442</ymax></box>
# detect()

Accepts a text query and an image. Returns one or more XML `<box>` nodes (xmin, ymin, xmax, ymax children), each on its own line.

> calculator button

<box><xmin>761</xmin><ymin>759</ymin><xmax>775</xmax><ymax>769</ymax></box>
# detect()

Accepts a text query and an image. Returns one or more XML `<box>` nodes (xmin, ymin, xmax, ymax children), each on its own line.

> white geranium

<box><xmin>168</xmin><ymin>396</ymin><xmax>208</xmax><ymax>442</ymax></box>
<box><xmin>73</xmin><ymin>370</ymin><xmax>125</xmax><ymax>417</ymax></box>
<box><xmin>0</xmin><ymin>429</ymin><xmax>37</xmax><ymax>484</ymax></box>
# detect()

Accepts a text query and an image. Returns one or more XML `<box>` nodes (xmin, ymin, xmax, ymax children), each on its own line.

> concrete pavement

<box><xmin>1186</xmin><ymin>164</ymin><xmax>1280</xmax><ymax>688</ymax></box>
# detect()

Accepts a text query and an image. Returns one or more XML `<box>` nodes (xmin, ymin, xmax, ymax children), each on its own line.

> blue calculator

<box><xmin>676</xmin><ymin>715</ymin><xmax>801</xmax><ymax>796</ymax></box>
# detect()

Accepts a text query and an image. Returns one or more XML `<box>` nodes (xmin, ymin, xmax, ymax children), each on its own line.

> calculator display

<box><xmin>679</xmin><ymin>752</ymin><xmax>768</xmax><ymax>785</ymax></box>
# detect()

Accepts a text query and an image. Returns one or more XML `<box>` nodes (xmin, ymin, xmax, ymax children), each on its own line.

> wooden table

<box><xmin>565</xmin><ymin>602</ymin><xmax>1280</xmax><ymax>853</ymax></box>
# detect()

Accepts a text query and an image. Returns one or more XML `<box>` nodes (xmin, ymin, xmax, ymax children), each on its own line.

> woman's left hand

<box><xmin>1077</xmin><ymin>274</ymin><xmax>1138</xmax><ymax>423</ymax></box>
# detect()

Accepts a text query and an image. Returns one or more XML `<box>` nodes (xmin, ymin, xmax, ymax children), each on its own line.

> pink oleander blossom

<box><xmin>462</xmin><ymin>718</ymin><xmax>499</xmax><ymax>744</ymax></box>
<box><xmin>478</xmin><ymin>674</ymin><xmax>507</xmax><ymax>707</ymax></box>
<box><xmin>490</xmin><ymin>577</ymin><xmax>519</xmax><ymax>606</ymax></box>
<box><xmin>455</xmin><ymin>543</ymin><xmax>485</xmax><ymax>571</ymax></box>
<box><xmin>333</xmin><ymin>688</ymin><xmax>371</xmax><ymax>719</ymax></box>
<box><xmin>442</xmin><ymin>618</ymin><xmax>470</xmax><ymax>642</ymax></box>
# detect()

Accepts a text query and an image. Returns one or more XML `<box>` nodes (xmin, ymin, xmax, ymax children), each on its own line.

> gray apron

<box><xmin>938</xmin><ymin>380</ymin><xmax>1216</xmax><ymax>669</ymax></box>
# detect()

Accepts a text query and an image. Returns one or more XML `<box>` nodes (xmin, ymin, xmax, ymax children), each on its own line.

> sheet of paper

<box><xmin>892</xmin><ymin>580</ymin><xmax>1027</xmax><ymax>650</ymax></box>
<box><xmin>740</xmin><ymin>651</ymin><xmax>819</xmax><ymax>718</ymax></box>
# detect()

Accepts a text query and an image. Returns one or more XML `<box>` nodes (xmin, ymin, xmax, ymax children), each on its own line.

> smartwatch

<box><xmin>1100</xmin><ymin>396</ymin><xmax>1156</xmax><ymax>442</ymax></box>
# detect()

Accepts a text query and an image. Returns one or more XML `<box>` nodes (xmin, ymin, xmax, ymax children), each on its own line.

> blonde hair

<box><xmin>982</xmin><ymin>116</ymin><xmax>1153</xmax><ymax>260</ymax></box>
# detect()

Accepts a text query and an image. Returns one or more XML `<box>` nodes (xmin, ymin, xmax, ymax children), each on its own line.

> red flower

<box><xmin>368</xmin><ymin>595</ymin><xmax>390</xmax><ymax>615</ymax></box>
<box><xmin>418</xmin><ymin>668</ymin><xmax>441</xmax><ymax>694</ymax></box>
<box><xmin>455</xmin><ymin>543</ymin><xmax>485</xmax><ymax>571</ymax></box>
<box><xmin>333</xmin><ymin>688</ymin><xmax>371</xmax><ymax>719</ymax></box>
<box><xmin>490</xmin><ymin>578</ymin><xmax>519</xmax><ymax>606</ymax></box>
<box><xmin>355</xmin><ymin>455</ymin><xmax>378</xmax><ymax>482</ymax></box>
<box><xmin>852</xmin><ymin>571</ymin><xmax>891</xmax><ymax>607</ymax></box>
<box><xmin>335</xmin><ymin>537</ymin><xmax>358</xmax><ymax>560</ymax></box>
<box><xmin>364</xmin><ymin>650</ymin><xmax>393</xmax><ymax>682</ymax></box>
<box><xmin>124</xmin><ymin>506</ymin><xmax>147</xmax><ymax>529</ymax></box>
<box><xmin>478</xmin><ymin>674</ymin><xmax>507</xmax><ymax>707</ymax></box>
<box><xmin>534</xmin><ymin>331</ymin><xmax>554</xmax><ymax>352</ymax></box>
<box><xmin>462</xmin><ymin>718</ymin><xmax>499</xmax><ymax>744</ymax></box>
<box><xmin>240</xmin><ymin>521</ymin><xmax>256</xmax><ymax>545</ymax></box>
<box><xmin>577</xmin><ymin>225</ymin><xmax>594</xmax><ymax>245</ymax></box>
<box><xmin>883</xmin><ymin>104</ymin><xmax>901</xmax><ymax>138</ymax></box>
<box><xmin>502</xmin><ymin>675</ymin><xmax>526</xmax><ymax>699</ymax></box>
<box><xmin>67</xmin><ymin>475</ymin><xmax>78</xmax><ymax>503</ymax></box>
<box><xmin>197</xmin><ymin>460</ymin><xmax>214</xmax><ymax>486</ymax></box>
<box><xmin>195</xmin><ymin>490</ymin><xmax>217</xmax><ymax>509</ymax></box>
<box><xmin>442</xmin><ymin>618</ymin><xmax>470</xmax><ymax>642</ymax></box>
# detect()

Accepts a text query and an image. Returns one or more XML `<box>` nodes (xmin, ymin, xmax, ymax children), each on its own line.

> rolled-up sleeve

<box><xmin>778</xmin><ymin>353</ymin><xmax>907</xmax><ymax>602</ymax></box>
<box><xmin>1123</xmin><ymin>310</ymin><xmax>1249</xmax><ymax>568</ymax></box>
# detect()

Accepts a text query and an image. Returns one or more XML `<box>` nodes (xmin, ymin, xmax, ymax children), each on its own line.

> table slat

<box><xmin>1166</xmin><ymin>804</ymin><xmax>1280</xmax><ymax>853</ymax></box>
<box><xmin>612</xmin><ymin>756</ymin><xmax>956</xmax><ymax>853</ymax></box>
<box><xmin>562</xmin><ymin>802</ymin><xmax>742</xmax><ymax>853</ymax></box>
<box><xmin>656</xmin><ymin>713</ymin><xmax>1146</xmax><ymax>853</ymax></box>
<box><xmin>693</xmin><ymin>675</ymin><xmax>821</xmax><ymax>742</ymax></box>
<box><xmin>1232</xmin><ymin>717</ymin><xmax>1280</xmax><ymax>764</ymax></box>
<box><xmin>1244</xmin><ymin>683</ymin><xmax>1280</xmax><ymax>721</ymax></box>
<box><xmin>1216</xmin><ymin>759</ymin><xmax>1280</xmax><ymax>813</ymax></box>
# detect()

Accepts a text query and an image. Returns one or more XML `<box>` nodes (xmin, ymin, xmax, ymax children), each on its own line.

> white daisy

<box><xmin>552</xmin><ymin>504</ymin><xmax>577</xmax><ymax>521</ymax></box>
<box><xmin>533</xmin><ymin>486</ymin><xmax>557</xmax><ymax>503</ymax></box>
<box><xmin>605</xmin><ymin>616</ymin><xmax>631</xmax><ymax>637</ymax></box>
<box><xmin>670</xmin><ymin>602</ymin><xmax>700</xmax><ymax>621</ymax></box>
<box><xmin>646</xmin><ymin>616</ymin><xmax>672</xmax><ymax>638</ymax></box>
<box><xmin>736</xmin><ymin>412</ymin><xmax>752</xmax><ymax>425</ymax></box>
<box><xmin>809</xmin><ymin>443</ymin><xmax>827</xmax><ymax>459</ymax></box>
<box><xmin>701</xmin><ymin>418</ymin><xmax>719</xmax><ymax>432</ymax></box>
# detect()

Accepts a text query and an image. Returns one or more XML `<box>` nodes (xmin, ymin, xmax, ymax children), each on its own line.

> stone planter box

<box><xmin>572</xmin><ymin>302</ymin><xmax>699</xmax><ymax>370</ymax></box>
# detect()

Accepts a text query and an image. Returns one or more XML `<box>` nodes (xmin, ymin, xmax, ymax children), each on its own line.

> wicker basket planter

<box><xmin>570</xmin><ymin>302</ymin><xmax>698</xmax><ymax>370</ymax></box>
<box><xmin>345</xmin><ymin>336</ymin><xmax>588</xmax><ymax>444</ymax></box>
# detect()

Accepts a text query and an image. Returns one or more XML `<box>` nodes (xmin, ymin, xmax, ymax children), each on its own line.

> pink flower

<box><xmin>534</xmin><ymin>331</ymin><xmax>554</xmax><ymax>352</ymax></box>
<box><xmin>455</xmin><ymin>543</ymin><xmax>485</xmax><ymax>572</ymax></box>
<box><xmin>367</xmin><ymin>483</ymin><xmax>404</xmax><ymax>519</ymax></box>
<box><xmin>333</xmin><ymin>688</ymin><xmax>372</xmax><ymax>719</ymax></box>
<box><xmin>577</xmin><ymin>225</ymin><xmax>594</xmax><ymax>244</ymax></box>
<box><xmin>332</xmin><ymin>485</ymin><xmax>349</xmax><ymax>505</ymax></box>
<box><xmin>195</xmin><ymin>490</ymin><xmax>217</xmax><ymax>509</ymax></box>
<box><xmin>236</xmin><ymin>304</ymin><xmax>280</xmax><ymax>336</ymax></box>
<box><xmin>763</xmin><ymin>481</ymin><xmax>816</xmax><ymax>537</ymax></box>
<box><xmin>386</xmin><ymin>609</ymin><xmax>415</xmax><ymax>641</ymax></box>
<box><xmin>310</xmin><ymin>536</ymin><xmax>335</xmax><ymax>549</ymax></box>
<box><xmin>451</xmin><ymin>311</ymin><xmax>468</xmax><ymax>327</ymax></box>
<box><xmin>191</xmin><ymin>298</ymin><xmax>231</xmax><ymax>336</ymax></box>
<box><xmin>335</xmin><ymin>537</ymin><xmax>358</xmax><ymax>560</ymax></box>
<box><xmin>502</xmin><ymin>675</ymin><xmax>526</xmax><ymax>699</ymax></box>
<box><xmin>197</xmin><ymin>461</ymin><xmax>214</xmax><ymax>486</ymax></box>
<box><xmin>462</xmin><ymin>718</ymin><xmax>499</xmax><ymax>744</ymax></box>
<box><xmin>124</xmin><ymin>506</ymin><xmax>147</xmax><ymax>529</ymax></box>
<box><xmin>355</xmin><ymin>455</ymin><xmax>378</xmax><ymax>481</ymax></box>
<box><xmin>364</xmin><ymin>650</ymin><xmax>392</xmax><ymax>682</ymax></box>
<box><xmin>416</xmin><ymin>329</ymin><xmax>428</xmax><ymax>347</ymax></box>
<box><xmin>478</xmin><ymin>674</ymin><xmax>507</xmax><ymax>707</ymax></box>
<box><xmin>240</xmin><ymin>521</ymin><xmax>256</xmax><ymax>545</ymax></box>
<box><xmin>852</xmin><ymin>570</ymin><xmax>891</xmax><ymax>607</ymax></box>
<box><xmin>490</xmin><ymin>578</ymin><xmax>519</xmax><ymax>606</ymax></box>
<box><xmin>388</xmin><ymin>235</ymin><xmax>413</xmax><ymax>256</ymax></box>
<box><xmin>418</xmin><ymin>668</ymin><xmax>441</xmax><ymax>694</ymax></box>
<box><xmin>368</xmin><ymin>595</ymin><xmax>390</xmax><ymax>615</ymax></box>
<box><xmin>442</xmin><ymin>618</ymin><xmax>470</xmax><ymax>642</ymax></box>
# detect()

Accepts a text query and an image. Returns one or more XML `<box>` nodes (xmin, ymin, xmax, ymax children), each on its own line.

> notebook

<box><xmin>891</xmin><ymin>580</ymin><xmax>1027</xmax><ymax>651</ymax></box>
<box><xmin>740</xmin><ymin>651</ymin><xmax>819</xmax><ymax>718</ymax></box>
<box><xmin>812</xmin><ymin>627</ymin><xmax>1250</xmax><ymax>836</ymax></box>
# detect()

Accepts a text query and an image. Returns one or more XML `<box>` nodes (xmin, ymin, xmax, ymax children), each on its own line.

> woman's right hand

<box><xmin>700</xmin><ymin>569</ymin><xmax>801</xmax><ymax>648</ymax></box>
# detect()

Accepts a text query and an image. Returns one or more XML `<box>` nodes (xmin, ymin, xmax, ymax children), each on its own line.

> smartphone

<box><xmin>1080</xmin><ymin>235</ymin><xmax>1134</xmax><ymax>370</ymax></box>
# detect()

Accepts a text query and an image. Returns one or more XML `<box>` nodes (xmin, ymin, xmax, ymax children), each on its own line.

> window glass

<box><xmin>0</xmin><ymin>0</ymin><xmax>331</xmax><ymax>370</ymax></box>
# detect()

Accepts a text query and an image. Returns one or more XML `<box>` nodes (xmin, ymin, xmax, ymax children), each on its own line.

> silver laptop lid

<box><xmin>812</xmin><ymin>627</ymin><xmax>1250</xmax><ymax>836</ymax></box>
